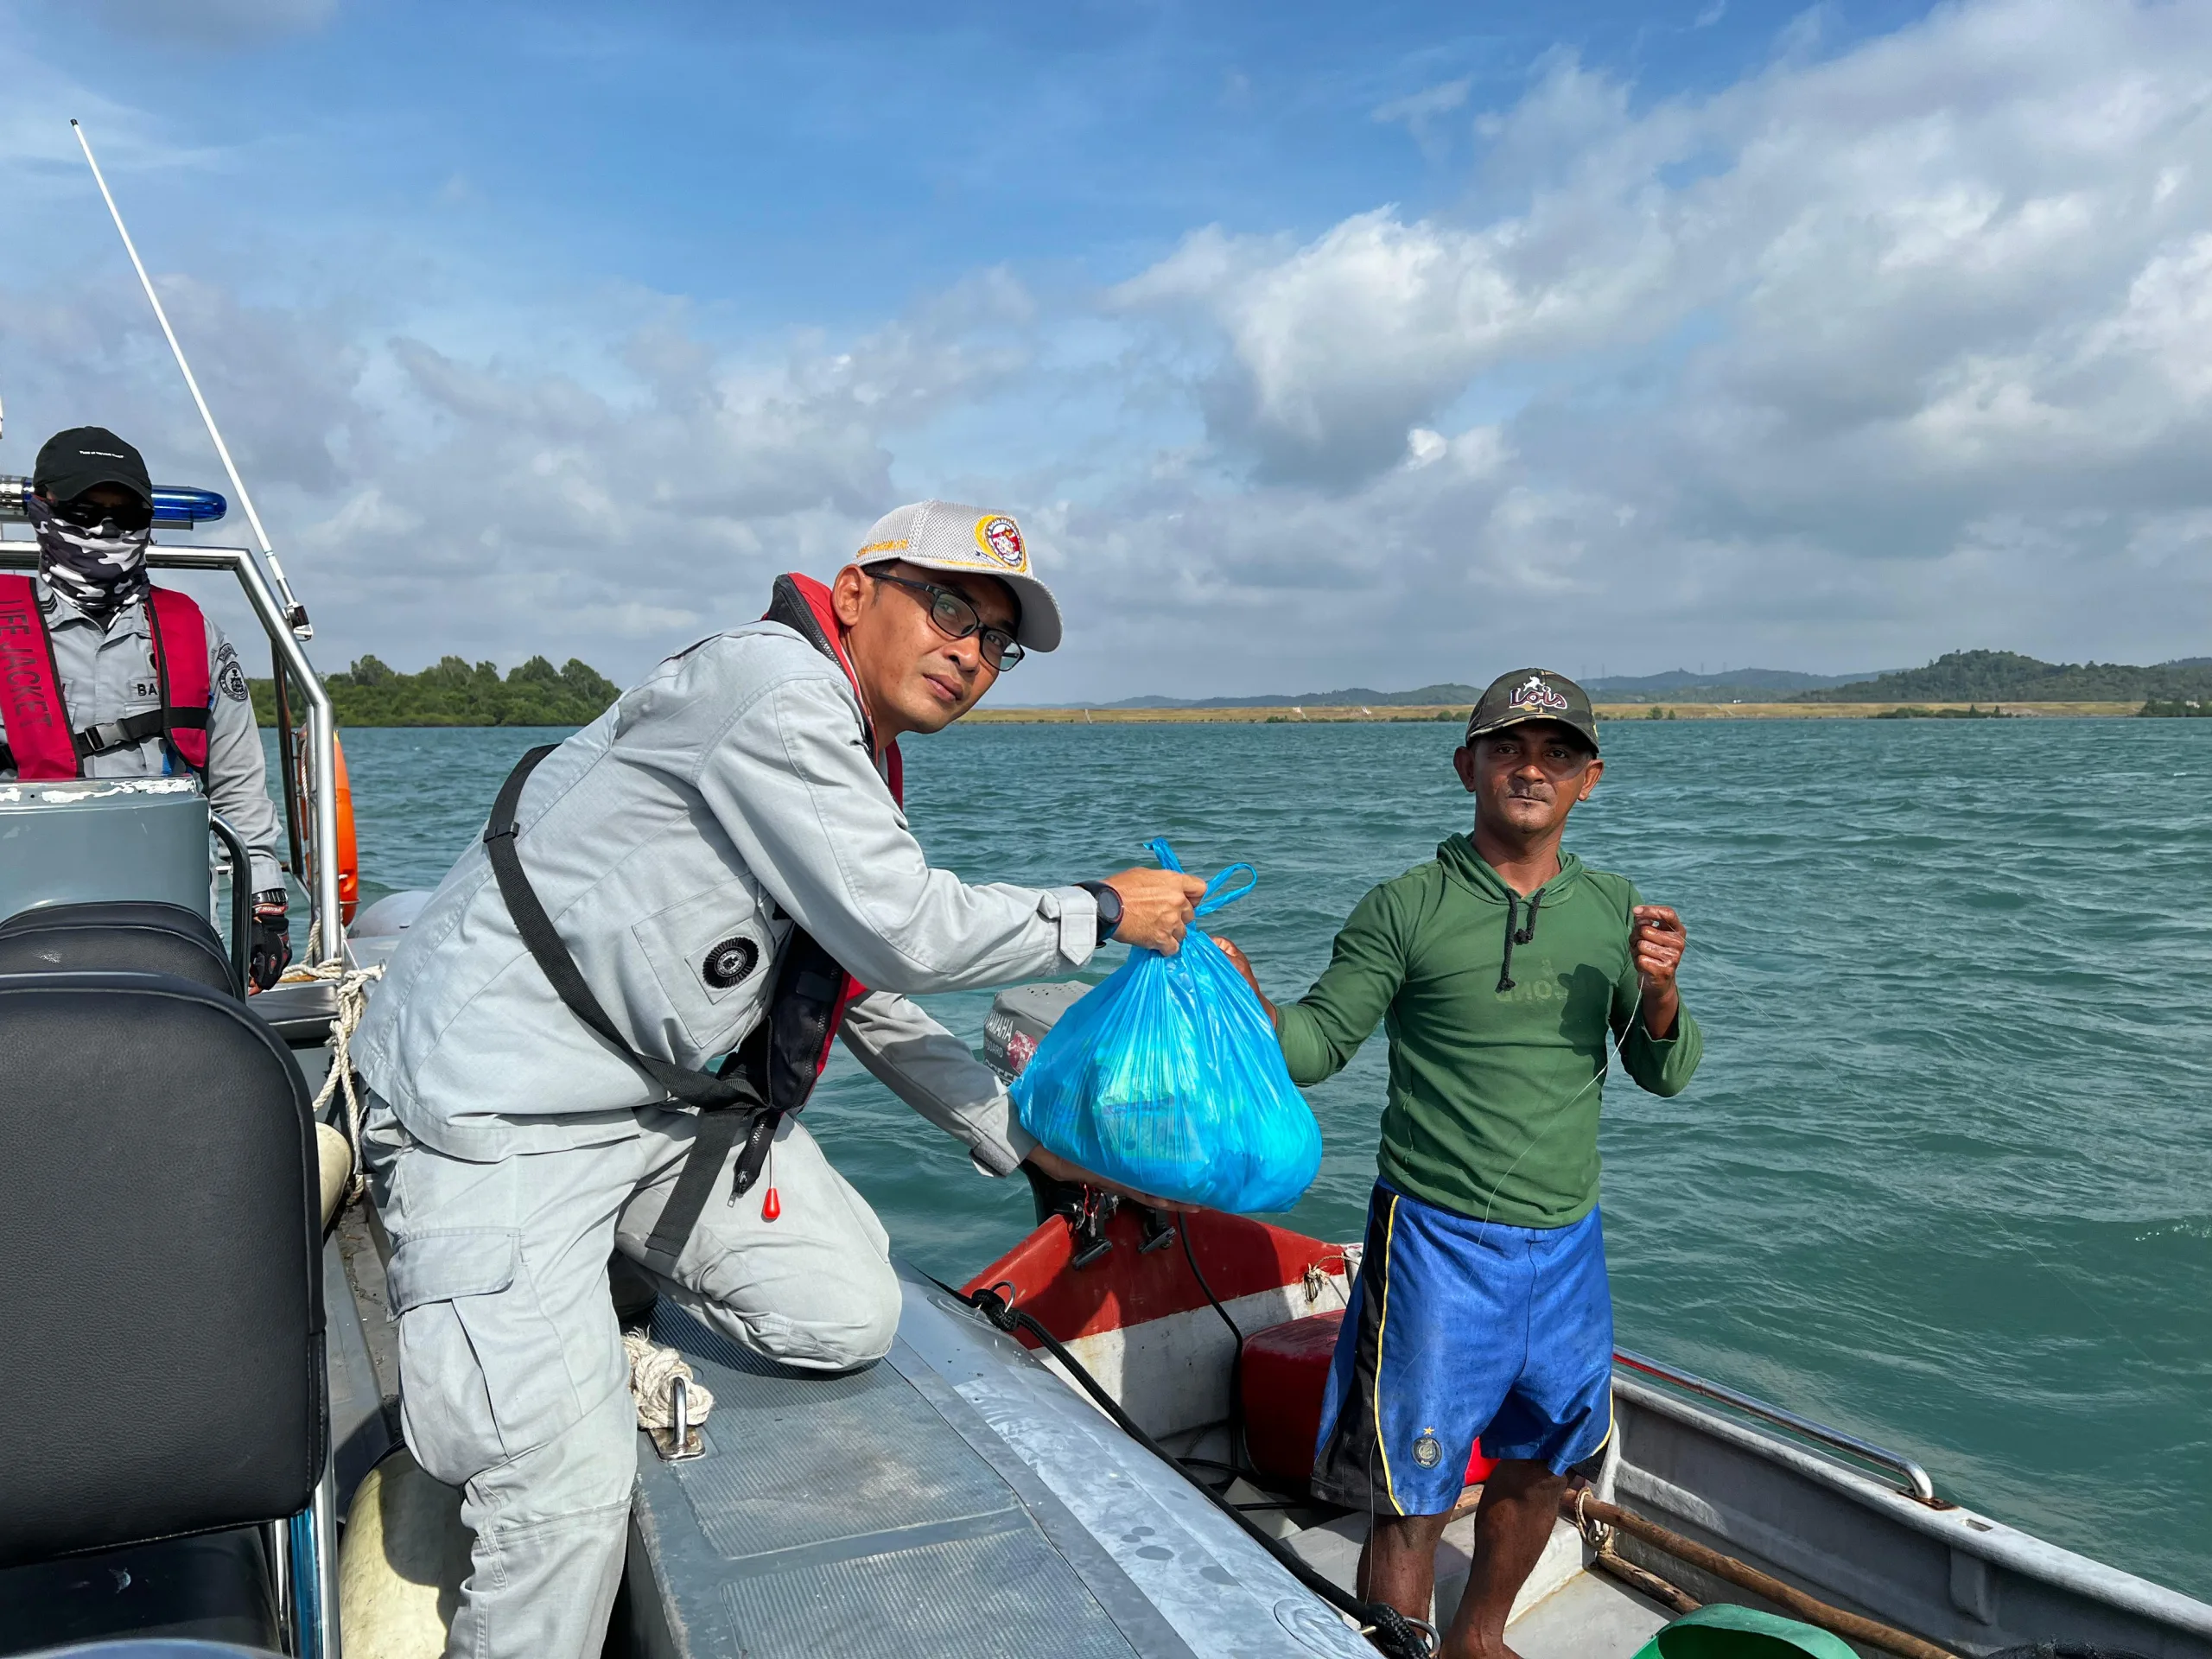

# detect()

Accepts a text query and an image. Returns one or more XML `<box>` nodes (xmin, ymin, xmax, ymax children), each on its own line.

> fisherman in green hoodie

<box><xmin>1220</xmin><ymin>668</ymin><xmax>1700</xmax><ymax>1659</ymax></box>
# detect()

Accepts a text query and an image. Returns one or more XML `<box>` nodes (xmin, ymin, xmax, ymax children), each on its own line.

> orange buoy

<box><xmin>295</xmin><ymin>729</ymin><xmax>362</xmax><ymax>925</ymax></box>
<box><xmin>332</xmin><ymin>734</ymin><xmax>359</xmax><ymax>923</ymax></box>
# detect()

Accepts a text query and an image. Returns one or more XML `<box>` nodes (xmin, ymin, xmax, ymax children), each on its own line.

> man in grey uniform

<box><xmin>0</xmin><ymin>427</ymin><xmax>290</xmax><ymax>985</ymax></box>
<box><xmin>351</xmin><ymin>499</ymin><xmax>1205</xmax><ymax>1659</ymax></box>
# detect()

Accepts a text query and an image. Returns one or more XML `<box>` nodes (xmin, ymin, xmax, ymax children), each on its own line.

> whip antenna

<box><xmin>70</xmin><ymin>118</ymin><xmax>312</xmax><ymax>638</ymax></box>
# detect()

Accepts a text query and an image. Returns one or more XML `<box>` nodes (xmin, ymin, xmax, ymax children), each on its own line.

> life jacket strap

<box><xmin>482</xmin><ymin>742</ymin><xmax>853</xmax><ymax>1269</ymax></box>
<box><xmin>76</xmin><ymin>706</ymin><xmax>210</xmax><ymax>758</ymax></box>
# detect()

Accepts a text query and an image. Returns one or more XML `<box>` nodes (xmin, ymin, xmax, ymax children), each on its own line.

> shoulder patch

<box><xmin>214</xmin><ymin>642</ymin><xmax>250</xmax><ymax>702</ymax></box>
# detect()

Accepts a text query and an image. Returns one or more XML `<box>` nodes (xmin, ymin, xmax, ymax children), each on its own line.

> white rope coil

<box><xmin>624</xmin><ymin>1331</ymin><xmax>714</xmax><ymax>1455</ymax></box>
<box><xmin>281</xmin><ymin>940</ymin><xmax>384</xmax><ymax>1205</ymax></box>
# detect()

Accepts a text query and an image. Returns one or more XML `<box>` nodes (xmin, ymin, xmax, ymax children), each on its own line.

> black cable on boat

<box><xmin>930</xmin><ymin>1274</ymin><xmax>1439</xmax><ymax>1659</ymax></box>
<box><xmin>1179</xmin><ymin>1219</ymin><xmax>1251</xmax><ymax>1478</ymax></box>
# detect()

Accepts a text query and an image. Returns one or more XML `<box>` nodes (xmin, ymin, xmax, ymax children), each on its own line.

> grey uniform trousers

<box><xmin>364</xmin><ymin>1096</ymin><xmax>901</xmax><ymax>1659</ymax></box>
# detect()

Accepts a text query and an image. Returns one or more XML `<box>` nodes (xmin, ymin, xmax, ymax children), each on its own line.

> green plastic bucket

<box><xmin>1630</xmin><ymin>1603</ymin><xmax>1861</xmax><ymax>1659</ymax></box>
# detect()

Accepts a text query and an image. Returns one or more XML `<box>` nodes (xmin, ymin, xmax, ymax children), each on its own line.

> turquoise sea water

<box><xmin>326</xmin><ymin>717</ymin><xmax>2212</xmax><ymax>1599</ymax></box>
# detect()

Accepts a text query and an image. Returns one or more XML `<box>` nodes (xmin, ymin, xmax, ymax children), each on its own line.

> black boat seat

<box><xmin>0</xmin><ymin>972</ymin><xmax>324</xmax><ymax>1571</ymax></box>
<box><xmin>0</xmin><ymin>1530</ymin><xmax>282</xmax><ymax>1653</ymax></box>
<box><xmin>0</xmin><ymin>902</ymin><xmax>234</xmax><ymax>998</ymax></box>
<box><xmin>17</xmin><ymin>1643</ymin><xmax>280</xmax><ymax>1657</ymax></box>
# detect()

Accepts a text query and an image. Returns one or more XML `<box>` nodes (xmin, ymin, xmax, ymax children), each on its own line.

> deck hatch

<box><xmin>716</xmin><ymin>1526</ymin><xmax>1136</xmax><ymax>1657</ymax></box>
<box><xmin>635</xmin><ymin>1303</ymin><xmax>1141</xmax><ymax>1657</ymax></box>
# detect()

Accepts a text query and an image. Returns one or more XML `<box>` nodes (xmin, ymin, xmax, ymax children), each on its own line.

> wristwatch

<box><xmin>1076</xmin><ymin>880</ymin><xmax>1122</xmax><ymax>946</ymax></box>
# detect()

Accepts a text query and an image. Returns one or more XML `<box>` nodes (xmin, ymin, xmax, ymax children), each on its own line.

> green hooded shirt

<box><xmin>1275</xmin><ymin>835</ymin><xmax>1702</xmax><ymax>1229</ymax></box>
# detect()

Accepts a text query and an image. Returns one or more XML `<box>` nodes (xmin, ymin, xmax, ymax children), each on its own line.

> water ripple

<box><xmin>319</xmin><ymin>716</ymin><xmax>2212</xmax><ymax>1599</ymax></box>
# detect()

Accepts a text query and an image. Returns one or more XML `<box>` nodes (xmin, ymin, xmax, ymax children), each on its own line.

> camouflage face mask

<box><xmin>27</xmin><ymin>493</ymin><xmax>152</xmax><ymax>624</ymax></box>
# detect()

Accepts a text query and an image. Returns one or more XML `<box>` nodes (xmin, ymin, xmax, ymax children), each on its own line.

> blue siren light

<box><xmin>151</xmin><ymin>484</ymin><xmax>228</xmax><ymax>525</ymax></box>
<box><xmin>1</xmin><ymin>477</ymin><xmax>227</xmax><ymax>528</ymax></box>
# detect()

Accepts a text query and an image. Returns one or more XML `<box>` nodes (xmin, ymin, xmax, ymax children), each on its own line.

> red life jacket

<box><xmin>760</xmin><ymin>571</ymin><xmax>903</xmax><ymax>1071</ymax></box>
<box><xmin>0</xmin><ymin>575</ymin><xmax>211</xmax><ymax>779</ymax></box>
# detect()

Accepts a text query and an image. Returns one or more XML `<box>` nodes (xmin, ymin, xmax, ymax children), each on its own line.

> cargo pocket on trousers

<box><xmin>387</xmin><ymin>1228</ymin><xmax>582</xmax><ymax>1479</ymax></box>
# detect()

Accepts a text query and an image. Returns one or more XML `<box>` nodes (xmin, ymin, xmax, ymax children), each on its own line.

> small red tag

<box><xmin>761</xmin><ymin>1186</ymin><xmax>781</xmax><ymax>1223</ymax></box>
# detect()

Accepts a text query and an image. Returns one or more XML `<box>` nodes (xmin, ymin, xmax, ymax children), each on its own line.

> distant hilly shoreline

<box><xmin>1090</xmin><ymin>665</ymin><xmax>1878</xmax><ymax>710</ymax></box>
<box><xmin>259</xmin><ymin>647</ymin><xmax>2212</xmax><ymax>727</ymax></box>
<box><xmin>1073</xmin><ymin>651</ymin><xmax>2212</xmax><ymax>711</ymax></box>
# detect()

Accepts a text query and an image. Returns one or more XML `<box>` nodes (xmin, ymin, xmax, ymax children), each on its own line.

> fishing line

<box><xmin>1468</xmin><ymin>916</ymin><xmax>2161</xmax><ymax>1400</ymax></box>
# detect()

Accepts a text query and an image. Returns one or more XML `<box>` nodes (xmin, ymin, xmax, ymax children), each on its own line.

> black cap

<box><xmin>1465</xmin><ymin>668</ymin><xmax>1600</xmax><ymax>754</ymax></box>
<box><xmin>33</xmin><ymin>427</ymin><xmax>152</xmax><ymax>505</ymax></box>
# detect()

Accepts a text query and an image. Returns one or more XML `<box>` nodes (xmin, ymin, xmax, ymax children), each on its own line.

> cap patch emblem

<box><xmin>975</xmin><ymin>515</ymin><xmax>1027</xmax><ymax>570</ymax></box>
<box><xmin>1511</xmin><ymin>675</ymin><xmax>1572</xmax><ymax>714</ymax></box>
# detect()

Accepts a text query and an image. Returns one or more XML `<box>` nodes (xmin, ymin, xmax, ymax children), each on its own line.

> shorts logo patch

<box><xmin>1510</xmin><ymin>674</ymin><xmax>1572</xmax><ymax>714</ymax></box>
<box><xmin>1413</xmin><ymin>1433</ymin><xmax>1442</xmax><ymax>1469</ymax></box>
<box><xmin>974</xmin><ymin>514</ymin><xmax>1027</xmax><ymax>570</ymax></box>
<box><xmin>701</xmin><ymin>936</ymin><xmax>760</xmax><ymax>990</ymax></box>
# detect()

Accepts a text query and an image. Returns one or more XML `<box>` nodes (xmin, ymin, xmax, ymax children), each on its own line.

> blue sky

<box><xmin>5</xmin><ymin>0</ymin><xmax>2210</xmax><ymax>700</ymax></box>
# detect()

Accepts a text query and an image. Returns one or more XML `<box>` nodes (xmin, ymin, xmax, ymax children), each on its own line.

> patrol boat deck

<box><xmin>619</xmin><ymin>1286</ymin><xmax>1367</xmax><ymax>1659</ymax></box>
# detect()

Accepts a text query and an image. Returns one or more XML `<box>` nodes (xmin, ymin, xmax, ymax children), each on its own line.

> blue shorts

<box><xmin>1311</xmin><ymin>1184</ymin><xmax>1615</xmax><ymax>1516</ymax></box>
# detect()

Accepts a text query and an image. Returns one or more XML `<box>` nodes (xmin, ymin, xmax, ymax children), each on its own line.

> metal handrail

<box><xmin>0</xmin><ymin>539</ymin><xmax>343</xmax><ymax>964</ymax></box>
<box><xmin>1614</xmin><ymin>1347</ymin><xmax>1937</xmax><ymax>1504</ymax></box>
<box><xmin>209</xmin><ymin>810</ymin><xmax>254</xmax><ymax>997</ymax></box>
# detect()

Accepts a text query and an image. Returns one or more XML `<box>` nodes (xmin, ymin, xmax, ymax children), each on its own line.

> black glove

<box><xmin>250</xmin><ymin>889</ymin><xmax>292</xmax><ymax>991</ymax></box>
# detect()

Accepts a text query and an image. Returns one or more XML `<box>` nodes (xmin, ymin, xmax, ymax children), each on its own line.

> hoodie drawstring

<box><xmin>1497</xmin><ymin>888</ymin><xmax>1544</xmax><ymax>993</ymax></box>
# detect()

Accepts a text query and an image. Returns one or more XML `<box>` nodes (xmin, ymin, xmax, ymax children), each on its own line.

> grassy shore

<box><xmin>966</xmin><ymin>700</ymin><xmax>2143</xmax><ymax>724</ymax></box>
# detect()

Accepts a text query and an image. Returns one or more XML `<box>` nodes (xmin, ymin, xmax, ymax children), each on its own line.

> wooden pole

<box><xmin>1590</xmin><ymin>1545</ymin><xmax>1701</xmax><ymax>1616</ymax></box>
<box><xmin>1564</xmin><ymin>1493</ymin><xmax>1959</xmax><ymax>1659</ymax></box>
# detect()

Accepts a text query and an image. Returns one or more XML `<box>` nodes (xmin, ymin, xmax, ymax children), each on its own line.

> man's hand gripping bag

<box><xmin>1012</xmin><ymin>840</ymin><xmax>1322</xmax><ymax>1212</ymax></box>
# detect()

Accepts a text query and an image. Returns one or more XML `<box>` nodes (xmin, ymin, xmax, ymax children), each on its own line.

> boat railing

<box><xmin>0</xmin><ymin>540</ymin><xmax>344</xmax><ymax>966</ymax></box>
<box><xmin>1614</xmin><ymin>1347</ymin><xmax>1938</xmax><ymax>1504</ymax></box>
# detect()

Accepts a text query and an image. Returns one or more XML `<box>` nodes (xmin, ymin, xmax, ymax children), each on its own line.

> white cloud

<box><xmin>9</xmin><ymin>0</ymin><xmax>2212</xmax><ymax>700</ymax></box>
<box><xmin>1375</xmin><ymin>78</ymin><xmax>1472</xmax><ymax>129</ymax></box>
<box><xmin>1375</xmin><ymin>76</ymin><xmax>1473</xmax><ymax>160</ymax></box>
<box><xmin>1077</xmin><ymin>0</ymin><xmax>2212</xmax><ymax>690</ymax></box>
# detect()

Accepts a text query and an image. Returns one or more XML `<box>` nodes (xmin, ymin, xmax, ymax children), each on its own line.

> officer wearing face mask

<box><xmin>0</xmin><ymin>427</ymin><xmax>292</xmax><ymax>988</ymax></box>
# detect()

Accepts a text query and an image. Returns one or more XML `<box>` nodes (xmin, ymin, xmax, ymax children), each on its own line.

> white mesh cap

<box><xmin>850</xmin><ymin>499</ymin><xmax>1063</xmax><ymax>652</ymax></box>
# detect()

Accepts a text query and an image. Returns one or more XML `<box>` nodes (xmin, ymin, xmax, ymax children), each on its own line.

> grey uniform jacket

<box><xmin>0</xmin><ymin>577</ymin><xmax>285</xmax><ymax>893</ymax></box>
<box><xmin>352</xmin><ymin>618</ymin><xmax>1103</xmax><ymax>1170</ymax></box>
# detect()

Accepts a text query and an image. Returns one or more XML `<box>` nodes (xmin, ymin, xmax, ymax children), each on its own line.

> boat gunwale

<box><xmin>1616</xmin><ymin>1375</ymin><xmax>2212</xmax><ymax>1637</ymax></box>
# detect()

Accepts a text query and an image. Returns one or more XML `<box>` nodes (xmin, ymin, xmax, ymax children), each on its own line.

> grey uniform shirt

<box><xmin>353</xmin><ymin>619</ymin><xmax>1102</xmax><ymax>1172</ymax></box>
<box><xmin>0</xmin><ymin>576</ymin><xmax>285</xmax><ymax>893</ymax></box>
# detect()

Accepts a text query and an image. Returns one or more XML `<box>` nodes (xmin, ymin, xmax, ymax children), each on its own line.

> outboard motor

<box><xmin>982</xmin><ymin>980</ymin><xmax>1091</xmax><ymax>1085</ymax></box>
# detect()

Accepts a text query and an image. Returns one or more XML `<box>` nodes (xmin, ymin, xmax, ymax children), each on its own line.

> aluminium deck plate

<box><xmin>625</xmin><ymin>1302</ymin><xmax>1144</xmax><ymax>1659</ymax></box>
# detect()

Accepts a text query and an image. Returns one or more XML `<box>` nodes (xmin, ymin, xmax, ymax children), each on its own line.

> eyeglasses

<box><xmin>54</xmin><ymin>493</ymin><xmax>154</xmax><ymax>533</ymax></box>
<box><xmin>868</xmin><ymin>570</ymin><xmax>1024</xmax><ymax>671</ymax></box>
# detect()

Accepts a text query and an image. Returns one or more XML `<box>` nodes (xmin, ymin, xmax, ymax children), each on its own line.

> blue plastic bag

<box><xmin>1011</xmin><ymin>839</ymin><xmax>1323</xmax><ymax>1213</ymax></box>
